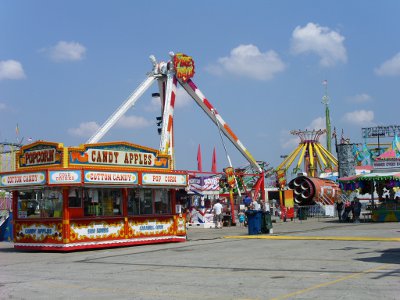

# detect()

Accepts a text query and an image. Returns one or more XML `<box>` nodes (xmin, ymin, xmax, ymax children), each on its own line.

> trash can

<box><xmin>246</xmin><ymin>210</ymin><xmax>261</xmax><ymax>235</ymax></box>
<box><xmin>261</xmin><ymin>211</ymin><xmax>273</xmax><ymax>233</ymax></box>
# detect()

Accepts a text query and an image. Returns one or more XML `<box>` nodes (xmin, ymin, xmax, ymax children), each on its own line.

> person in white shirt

<box><xmin>212</xmin><ymin>199</ymin><xmax>223</xmax><ymax>229</ymax></box>
<box><xmin>251</xmin><ymin>199</ymin><xmax>261</xmax><ymax>210</ymax></box>
<box><xmin>263</xmin><ymin>201</ymin><xmax>270</xmax><ymax>213</ymax></box>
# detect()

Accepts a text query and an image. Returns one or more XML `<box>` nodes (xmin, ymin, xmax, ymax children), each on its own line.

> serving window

<box><xmin>128</xmin><ymin>188</ymin><xmax>171</xmax><ymax>216</ymax></box>
<box><xmin>17</xmin><ymin>188</ymin><xmax>63</xmax><ymax>219</ymax></box>
<box><xmin>83</xmin><ymin>188</ymin><xmax>122</xmax><ymax>217</ymax></box>
<box><xmin>68</xmin><ymin>188</ymin><xmax>82</xmax><ymax>208</ymax></box>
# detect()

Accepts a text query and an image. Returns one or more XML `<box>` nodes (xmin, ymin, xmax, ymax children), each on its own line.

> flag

<box><xmin>197</xmin><ymin>144</ymin><xmax>202</xmax><ymax>172</ymax></box>
<box><xmin>211</xmin><ymin>147</ymin><xmax>217</xmax><ymax>173</ymax></box>
<box><xmin>16</xmin><ymin>124</ymin><xmax>20</xmax><ymax>136</ymax></box>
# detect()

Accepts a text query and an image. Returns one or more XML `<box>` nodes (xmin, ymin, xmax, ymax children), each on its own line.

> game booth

<box><xmin>0</xmin><ymin>141</ymin><xmax>188</xmax><ymax>251</ymax></box>
<box><xmin>339</xmin><ymin>136</ymin><xmax>400</xmax><ymax>222</ymax></box>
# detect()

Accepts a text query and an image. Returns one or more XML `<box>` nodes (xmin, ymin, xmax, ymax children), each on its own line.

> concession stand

<box><xmin>0</xmin><ymin>140</ymin><xmax>187</xmax><ymax>251</ymax></box>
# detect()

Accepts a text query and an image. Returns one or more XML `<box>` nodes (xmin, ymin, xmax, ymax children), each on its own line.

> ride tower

<box><xmin>276</xmin><ymin>129</ymin><xmax>338</xmax><ymax>178</ymax></box>
<box><xmin>322</xmin><ymin>80</ymin><xmax>332</xmax><ymax>154</ymax></box>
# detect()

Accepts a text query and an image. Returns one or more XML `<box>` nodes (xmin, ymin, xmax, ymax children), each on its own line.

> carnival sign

<box><xmin>49</xmin><ymin>170</ymin><xmax>81</xmax><ymax>185</ymax></box>
<box><xmin>129</xmin><ymin>219</ymin><xmax>173</xmax><ymax>237</ymax></box>
<box><xmin>87</xmin><ymin>149</ymin><xmax>156</xmax><ymax>167</ymax></box>
<box><xmin>142</xmin><ymin>173</ymin><xmax>187</xmax><ymax>186</ymax></box>
<box><xmin>173</xmin><ymin>53</ymin><xmax>195</xmax><ymax>82</ymax></box>
<box><xmin>19</xmin><ymin>144</ymin><xmax>63</xmax><ymax>168</ymax></box>
<box><xmin>189</xmin><ymin>175</ymin><xmax>220</xmax><ymax>194</ymax></box>
<box><xmin>362</xmin><ymin>125</ymin><xmax>400</xmax><ymax>139</ymax></box>
<box><xmin>1</xmin><ymin>172</ymin><xmax>46</xmax><ymax>187</ymax></box>
<box><xmin>70</xmin><ymin>221</ymin><xmax>124</xmax><ymax>240</ymax></box>
<box><xmin>84</xmin><ymin>171</ymin><xmax>138</xmax><ymax>184</ymax></box>
<box><xmin>15</xmin><ymin>222</ymin><xmax>62</xmax><ymax>242</ymax></box>
<box><xmin>373</xmin><ymin>159</ymin><xmax>400</xmax><ymax>170</ymax></box>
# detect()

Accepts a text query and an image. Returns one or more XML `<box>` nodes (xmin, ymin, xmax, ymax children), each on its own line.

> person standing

<box><xmin>251</xmin><ymin>199</ymin><xmax>261</xmax><ymax>210</ymax></box>
<box><xmin>212</xmin><ymin>199</ymin><xmax>223</xmax><ymax>229</ymax></box>
<box><xmin>353</xmin><ymin>197</ymin><xmax>362</xmax><ymax>223</ymax></box>
<box><xmin>238</xmin><ymin>210</ymin><xmax>245</xmax><ymax>227</ymax></box>
<box><xmin>336</xmin><ymin>199</ymin><xmax>344</xmax><ymax>222</ymax></box>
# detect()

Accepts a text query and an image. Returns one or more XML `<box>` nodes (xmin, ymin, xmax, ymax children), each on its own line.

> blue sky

<box><xmin>1</xmin><ymin>1</ymin><xmax>400</xmax><ymax>173</ymax></box>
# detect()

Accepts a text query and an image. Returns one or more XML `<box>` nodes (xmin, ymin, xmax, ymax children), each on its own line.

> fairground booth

<box><xmin>0</xmin><ymin>141</ymin><xmax>187</xmax><ymax>251</ymax></box>
<box><xmin>339</xmin><ymin>138</ymin><xmax>400</xmax><ymax>222</ymax></box>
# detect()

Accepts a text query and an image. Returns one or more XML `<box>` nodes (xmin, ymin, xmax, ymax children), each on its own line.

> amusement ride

<box><xmin>86</xmin><ymin>52</ymin><xmax>267</xmax><ymax>224</ymax></box>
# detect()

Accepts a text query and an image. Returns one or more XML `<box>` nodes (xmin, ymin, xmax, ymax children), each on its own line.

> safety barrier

<box><xmin>296</xmin><ymin>205</ymin><xmax>330</xmax><ymax>220</ymax></box>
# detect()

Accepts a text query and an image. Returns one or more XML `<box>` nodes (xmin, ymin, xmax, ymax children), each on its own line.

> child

<box><xmin>238</xmin><ymin>210</ymin><xmax>245</xmax><ymax>227</ymax></box>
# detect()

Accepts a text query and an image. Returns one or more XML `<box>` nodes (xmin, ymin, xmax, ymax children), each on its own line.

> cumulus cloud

<box><xmin>175</xmin><ymin>87</ymin><xmax>192</xmax><ymax>108</ymax></box>
<box><xmin>0</xmin><ymin>60</ymin><xmax>26</xmax><ymax>80</ymax></box>
<box><xmin>207</xmin><ymin>44</ymin><xmax>286</xmax><ymax>80</ymax></box>
<box><xmin>291</xmin><ymin>22</ymin><xmax>347</xmax><ymax>67</ymax></box>
<box><xmin>375</xmin><ymin>52</ymin><xmax>400</xmax><ymax>76</ymax></box>
<box><xmin>47</xmin><ymin>41</ymin><xmax>86</xmax><ymax>62</ymax></box>
<box><xmin>305</xmin><ymin>117</ymin><xmax>326</xmax><ymax>131</ymax></box>
<box><xmin>68</xmin><ymin>121</ymin><xmax>99</xmax><ymax>137</ymax></box>
<box><xmin>280</xmin><ymin>129</ymin><xmax>299</xmax><ymax>150</ymax></box>
<box><xmin>343</xmin><ymin>110</ymin><xmax>374</xmax><ymax>125</ymax></box>
<box><xmin>116</xmin><ymin>115</ymin><xmax>153</xmax><ymax>128</ymax></box>
<box><xmin>347</xmin><ymin>93</ymin><xmax>372</xmax><ymax>103</ymax></box>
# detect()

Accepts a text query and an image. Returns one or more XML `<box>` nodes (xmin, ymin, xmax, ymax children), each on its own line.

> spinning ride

<box><xmin>277</xmin><ymin>129</ymin><xmax>338</xmax><ymax>177</ymax></box>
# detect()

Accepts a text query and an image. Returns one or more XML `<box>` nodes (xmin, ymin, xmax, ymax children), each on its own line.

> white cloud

<box><xmin>48</xmin><ymin>41</ymin><xmax>86</xmax><ymax>62</ymax></box>
<box><xmin>144</xmin><ymin>97</ymin><xmax>162</xmax><ymax>113</ymax></box>
<box><xmin>68</xmin><ymin>121</ymin><xmax>99</xmax><ymax>137</ymax></box>
<box><xmin>305</xmin><ymin>117</ymin><xmax>326</xmax><ymax>131</ymax></box>
<box><xmin>347</xmin><ymin>93</ymin><xmax>372</xmax><ymax>103</ymax></box>
<box><xmin>207</xmin><ymin>44</ymin><xmax>286</xmax><ymax>80</ymax></box>
<box><xmin>291</xmin><ymin>22</ymin><xmax>347</xmax><ymax>67</ymax></box>
<box><xmin>280</xmin><ymin>129</ymin><xmax>299</xmax><ymax>150</ymax></box>
<box><xmin>343</xmin><ymin>110</ymin><xmax>374</xmax><ymax>125</ymax></box>
<box><xmin>375</xmin><ymin>52</ymin><xmax>400</xmax><ymax>76</ymax></box>
<box><xmin>116</xmin><ymin>115</ymin><xmax>153</xmax><ymax>128</ymax></box>
<box><xmin>175</xmin><ymin>87</ymin><xmax>192</xmax><ymax>108</ymax></box>
<box><xmin>0</xmin><ymin>60</ymin><xmax>26</xmax><ymax>80</ymax></box>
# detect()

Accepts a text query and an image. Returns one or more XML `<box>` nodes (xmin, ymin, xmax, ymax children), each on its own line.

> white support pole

<box><xmin>159</xmin><ymin>74</ymin><xmax>176</xmax><ymax>158</ymax></box>
<box><xmin>86</xmin><ymin>75</ymin><xmax>156</xmax><ymax>144</ymax></box>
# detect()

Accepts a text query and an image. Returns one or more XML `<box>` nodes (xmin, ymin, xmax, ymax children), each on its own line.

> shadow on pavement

<box><xmin>356</xmin><ymin>248</ymin><xmax>400</xmax><ymax>265</ymax></box>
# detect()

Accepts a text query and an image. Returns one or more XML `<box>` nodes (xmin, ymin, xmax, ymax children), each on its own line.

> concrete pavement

<box><xmin>1</xmin><ymin>217</ymin><xmax>399</xmax><ymax>300</ymax></box>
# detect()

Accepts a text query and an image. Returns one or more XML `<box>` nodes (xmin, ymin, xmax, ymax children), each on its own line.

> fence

<box><xmin>296</xmin><ymin>205</ymin><xmax>335</xmax><ymax>219</ymax></box>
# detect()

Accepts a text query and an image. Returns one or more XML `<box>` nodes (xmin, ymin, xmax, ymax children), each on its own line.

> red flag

<box><xmin>211</xmin><ymin>147</ymin><xmax>217</xmax><ymax>173</ymax></box>
<box><xmin>197</xmin><ymin>144</ymin><xmax>202</xmax><ymax>172</ymax></box>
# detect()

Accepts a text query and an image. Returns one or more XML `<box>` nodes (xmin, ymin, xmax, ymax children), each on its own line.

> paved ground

<box><xmin>1</xmin><ymin>217</ymin><xmax>399</xmax><ymax>300</ymax></box>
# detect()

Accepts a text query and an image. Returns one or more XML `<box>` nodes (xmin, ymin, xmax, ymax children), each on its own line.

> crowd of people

<box><xmin>336</xmin><ymin>197</ymin><xmax>362</xmax><ymax>223</ymax></box>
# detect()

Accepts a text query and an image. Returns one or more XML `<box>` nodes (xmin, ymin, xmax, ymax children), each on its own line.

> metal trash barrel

<box><xmin>245</xmin><ymin>210</ymin><xmax>261</xmax><ymax>235</ymax></box>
